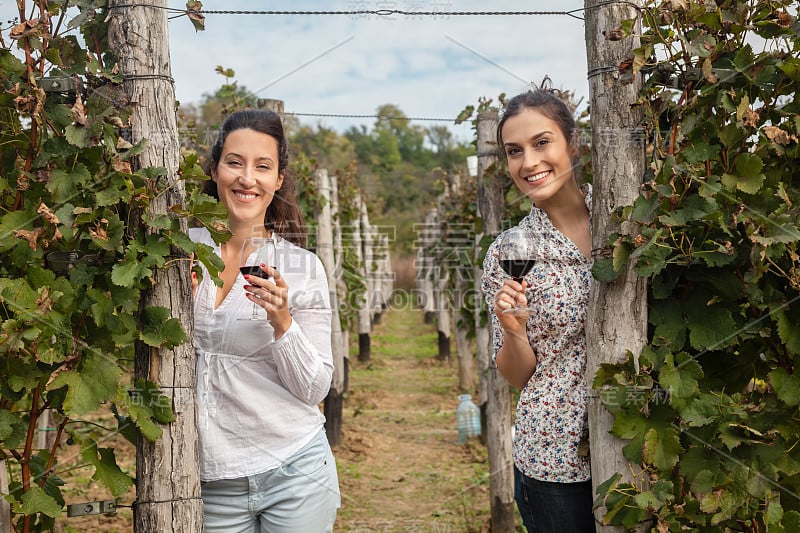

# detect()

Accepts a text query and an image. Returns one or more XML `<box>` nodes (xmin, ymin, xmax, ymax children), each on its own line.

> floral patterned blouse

<box><xmin>481</xmin><ymin>185</ymin><xmax>592</xmax><ymax>483</ymax></box>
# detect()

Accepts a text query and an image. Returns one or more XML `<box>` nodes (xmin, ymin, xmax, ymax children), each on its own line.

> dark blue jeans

<box><xmin>514</xmin><ymin>466</ymin><xmax>596</xmax><ymax>533</ymax></box>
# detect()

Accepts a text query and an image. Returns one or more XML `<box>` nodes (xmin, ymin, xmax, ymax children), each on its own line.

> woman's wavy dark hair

<box><xmin>203</xmin><ymin>109</ymin><xmax>307</xmax><ymax>248</ymax></box>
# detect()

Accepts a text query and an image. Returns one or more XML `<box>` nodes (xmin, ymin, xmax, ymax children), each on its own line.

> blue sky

<box><xmin>2</xmin><ymin>1</ymin><xmax>590</xmax><ymax>141</ymax></box>
<box><xmin>167</xmin><ymin>1</ymin><xmax>589</xmax><ymax>140</ymax></box>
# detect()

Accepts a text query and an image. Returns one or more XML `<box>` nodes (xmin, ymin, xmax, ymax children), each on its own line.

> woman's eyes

<box><xmin>224</xmin><ymin>160</ymin><xmax>272</xmax><ymax>170</ymax></box>
<box><xmin>506</xmin><ymin>139</ymin><xmax>551</xmax><ymax>156</ymax></box>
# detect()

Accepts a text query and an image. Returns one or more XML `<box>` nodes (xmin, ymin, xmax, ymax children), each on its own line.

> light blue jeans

<box><xmin>201</xmin><ymin>429</ymin><xmax>341</xmax><ymax>532</ymax></box>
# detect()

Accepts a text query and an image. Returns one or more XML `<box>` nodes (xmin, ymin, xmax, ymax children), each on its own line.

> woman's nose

<box><xmin>522</xmin><ymin>149</ymin><xmax>539</xmax><ymax>169</ymax></box>
<box><xmin>238</xmin><ymin>167</ymin><xmax>255</xmax><ymax>184</ymax></box>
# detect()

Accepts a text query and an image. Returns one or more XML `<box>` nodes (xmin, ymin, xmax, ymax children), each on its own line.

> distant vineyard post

<box><xmin>329</xmin><ymin>173</ymin><xmax>350</xmax><ymax>392</ymax></box>
<box><xmin>354</xmin><ymin>194</ymin><xmax>372</xmax><ymax>361</ymax></box>
<box><xmin>448</xmin><ymin>171</ymin><xmax>476</xmax><ymax>391</ymax></box>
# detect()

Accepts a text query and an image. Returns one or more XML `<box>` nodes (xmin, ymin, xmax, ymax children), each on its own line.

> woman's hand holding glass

<box><xmin>496</xmin><ymin>227</ymin><xmax>538</xmax><ymax>316</ymax></box>
<box><xmin>239</xmin><ymin>237</ymin><xmax>291</xmax><ymax>334</ymax></box>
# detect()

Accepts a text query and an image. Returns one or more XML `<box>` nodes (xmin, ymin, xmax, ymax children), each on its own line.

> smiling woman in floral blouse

<box><xmin>481</xmin><ymin>87</ymin><xmax>596</xmax><ymax>532</ymax></box>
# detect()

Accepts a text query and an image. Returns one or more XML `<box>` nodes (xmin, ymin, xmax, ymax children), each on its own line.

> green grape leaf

<box><xmin>610</xmin><ymin>410</ymin><xmax>648</xmax><ymax>439</ymax></box>
<box><xmin>658</xmin><ymin>195</ymin><xmax>717</xmax><ymax>225</ymax></box>
<box><xmin>119</xmin><ymin>379</ymin><xmax>175</xmax><ymax>441</ymax></box>
<box><xmin>775</xmin><ymin>310</ymin><xmax>800</xmax><ymax>355</ymax></box>
<box><xmin>0</xmin><ymin>211</ymin><xmax>36</xmax><ymax>253</ymax></box>
<box><xmin>47</xmin><ymin>352</ymin><xmax>122</xmax><ymax>416</ymax></box>
<box><xmin>681</xmin><ymin>394</ymin><xmax>718</xmax><ymax>427</ymax></box>
<box><xmin>0</xmin><ymin>409</ymin><xmax>27</xmax><ymax>449</ymax></box>
<box><xmin>18</xmin><ymin>485</ymin><xmax>62</xmax><ymax>518</ymax></box>
<box><xmin>642</xmin><ymin>426</ymin><xmax>682</xmax><ymax>471</ymax></box>
<box><xmin>139</xmin><ymin>306</ymin><xmax>188</xmax><ymax>348</ymax></box>
<box><xmin>80</xmin><ymin>443</ymin><xmax>133</xmax><ymax>497</ymax></box>
<box><xmin>111</xmin><ymin>256</ymin><xmax>153</xmax><ymax>288</ymax></box>
<box><xmin>658</xmin><ymin>352</ymin><xmax>702</xmax><ymax>402</ymax></box>
<box><xmin>591</xmin><ymin>257</ymin><xmax>621</xmax><ymax>282</ymax></box>
<box><xmin>769</xmin><ymin>368</ymin><xmax>800</xmax><ymax>407</ymax></box>
<box><xmin>686</xmin><ymin>304</ymin><xmax>737</xmax><ymax>351</ymax></box>
<box><xmin>691</xmin><ymin>469</ymin><xmax>716</xmax><ymax>494</ymax></box>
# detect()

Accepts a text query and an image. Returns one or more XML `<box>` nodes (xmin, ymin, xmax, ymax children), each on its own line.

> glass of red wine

<box><xmin>238</xmin><ymin>236</ymin><xmax>277</xmax><ymax>321</ymax></box>
<box><xmin>498</xmin><ymin>227</ymin><xmax>538</xmax><ymax>315</ymax></box>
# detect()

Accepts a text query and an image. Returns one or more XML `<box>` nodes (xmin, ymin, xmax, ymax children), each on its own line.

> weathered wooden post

<box><xmin>354</xmin><ymin>195</ymin><xmax>372</xmax><ymax>362</ymax></box>
<box><xmin>107</xmin><ymin>1</ymin><xmax>203</xmax><ymax>530</ymax></box>
<box><xmin>448</xmin><ymin>171</ymin><xmax>475</xmax><ymax>391</ymax></box>
<box><xmin>429</xmin><ymin>206</ymin><xmax>452</xmax><ymax>362</ymax></box>
<box><xmin>0</xmin><ymin>460</ymin><xmax>9</xmax><ymax>533</ymax></box>
<box><xmin>475</xmin><ymin>110</ymin><xmax>515</xmax><ymax>531</ymax></box>
<box><xmin>330</xmin><ymin>173</ymin><xmax>350</xmax><ymax>393</ymax></box>
<box><xmin>315</xmin><ymin>168</ymin><xmax>346</xmax><ymax>447</ymax></box>
<box><xmin>418</xmin><ymin>212</ymin><xmax>436</xmax><ymax>324</ymax></box>
<box><xmin>256</xmin><ymin>98</ymin><xmax>284</xmax><ymax>119</ymax></box>
<box><xmin>584</xmin><ymin>0</ymin><xmax>648</xmax><ymax>530</ymax></box>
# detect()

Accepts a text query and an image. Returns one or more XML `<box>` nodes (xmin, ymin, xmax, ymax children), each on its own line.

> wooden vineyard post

<box><xmin>431</xmin><ymin>207</ymin><xmax>452</xmax><ymax>362</ymax></box>
<box><xmin>371</xmin><ymin>232</ymin><xmax>393</xmax><ymax>324</ymax></box>
<box><xmin>330</xmin><ymin>173</ymin><xmax>350</xmax><ymax>392</ymax></box>
<box><xmin>584</xmin><ymin>0</ymin><xmax>648</xmax><ymax>530</ymax></box>
<box><xmin>354</xmin><ymin>195</ymin><xmax>372</xmax><ymax>362</ymax></box>
<box><xmin>315</xmin><ymin>168</ymin><xmax>346</xmax><ymax>447</ymax></box>
<box><xmin>475</xmin><ymin>110</ymin><xmax>515</xmax><ymax>531</ymax></box>
<box><xmin>107</xmin><ymin>1</ymin><xmax>203</xmax><ymax>530</ymax></box>
<box><xmin>448</xmin><ymin>171</ymin><xmax>476</xmax><ymax>392</ymax></box>
<box><xmin>0</xmin><ymin>460</ymin><xmax>9</xmax><ymax>533</ymax></box>
<box><xmin>418</xmin><ymin>213</ymin><xmax>436</xmax><ymax>324</ymax></box>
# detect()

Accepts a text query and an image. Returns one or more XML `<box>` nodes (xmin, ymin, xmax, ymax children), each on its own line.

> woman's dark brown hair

<box><xmin>203</xmin><ymin>109</ymin><xmax>307</xmax><ymax>248</ymax></box>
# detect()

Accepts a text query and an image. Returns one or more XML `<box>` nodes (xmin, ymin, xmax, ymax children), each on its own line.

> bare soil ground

<box><xmin>52</xmin><ymin>303</ymin><xmax>506</xmax><ymax>532</ymax></box>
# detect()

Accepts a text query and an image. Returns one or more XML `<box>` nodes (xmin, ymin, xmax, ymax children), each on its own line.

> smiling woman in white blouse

<box><xmin>482</xmin><ymin>87</ymin><xmax>596</xmax><ymax>533</ymax></box>
<box><xmin>190</xmin><ymin>109</ymin><xmax>340</xmax><ymax>533</ymax></box>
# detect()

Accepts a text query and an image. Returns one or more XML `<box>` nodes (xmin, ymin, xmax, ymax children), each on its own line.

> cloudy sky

<box><xmin>2</xmin><ymin>1</ymin><xmax>590</xmax><ymax>142</ymax></box>
<box><xmin>167</xmin><ymin>0</ymin><xmax>589</xmax><ymax>141</ymax></box>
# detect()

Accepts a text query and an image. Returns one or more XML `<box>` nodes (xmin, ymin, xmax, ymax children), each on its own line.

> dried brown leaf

<box><xmin>112</xmin><ymin>158</ymin><xmax>132</xmax><ymax>174</ymax></box>
<box><xmin>37</xmin><ymin>202</ymin><xmax>60</xmax><ymax>225</ymax></box>
<box><xmin>71</xmin><ymin>92</ymin><xmax>87</xmax><ymax>126</ymax></box>
<box><xmin>14</xmin><ymin>228</ymin><xmax>45</xmax><ymax>250</ymax></box>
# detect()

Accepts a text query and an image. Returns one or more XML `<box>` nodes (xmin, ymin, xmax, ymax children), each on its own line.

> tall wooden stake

<box><xmin>475</xmin><ymin>110</ymin><xmax>515</xmax><ymax>531</ymax></box>
<box><xmin>107</xmin><ymin>1</ymin><xmax>203</xmax><ymax>530</ymax></box>
<box><xmin>316</xmin><ymin>168</ymin><xmax>346</xmax><ymax>447</ymax></box>
<box><xmin>584</xmin><ymin>0</ymin><xmax>648</xmax><ymax>530</ymax></box>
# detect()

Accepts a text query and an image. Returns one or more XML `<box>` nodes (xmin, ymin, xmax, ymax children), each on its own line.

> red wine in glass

<box><xmin>239</xmin><ymin>265</ymin><xmax>271</xmax><ymax>279</ymax></box>
<box><xmin>497</xmin><ymin>227</ymin><xmax>538</xmax><ymax>314</ymax></box>
<box><xmin>238</xmin><ymin>237</ymin><xmax>277</xmax><ymax>320</ymax></box>
<box><xmin>499</xmin><ymin>259</ymin><xmax>536</xmax><ymax>282</ymax></box>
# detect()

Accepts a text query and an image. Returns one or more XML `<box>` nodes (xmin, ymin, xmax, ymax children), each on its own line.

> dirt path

<box><xmin>332</xmin><ymin>304</ymin><xmax>494</xmax><ymax>533</ymax></box>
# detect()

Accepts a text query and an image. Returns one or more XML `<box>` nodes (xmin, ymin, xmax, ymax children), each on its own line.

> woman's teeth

<box><xmin>526</xmin><ymin>171</ymin><xmax>549</xmax><ymax>183</ymax></box>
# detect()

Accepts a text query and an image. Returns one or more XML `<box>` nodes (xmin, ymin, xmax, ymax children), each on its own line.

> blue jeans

<box><xmin>514</xmin><ymin>466</ymin><xmax>596</xmax><ymax>533</ymax></box>
<box><xmin>201</xmin><ymin>429</ymin><xmax>340</xmax><ymax>532</ymax></box>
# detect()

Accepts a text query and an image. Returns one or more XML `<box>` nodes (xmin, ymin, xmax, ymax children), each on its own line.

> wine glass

<box><xmin>238</xmin><ymin>236</ymin><xmax>277</xmax><ymax>321</ymax></box>
<box><xmin>497</xmin><ymin>227</ymin><xmax>538</xmax><ymax>315</ymax></box>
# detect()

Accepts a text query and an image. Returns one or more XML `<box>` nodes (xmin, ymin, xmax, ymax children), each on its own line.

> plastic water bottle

<box><xmin>456</xmin><ymin>394</ymin><xmax>481</xmax><ymax>444</ymax></box>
